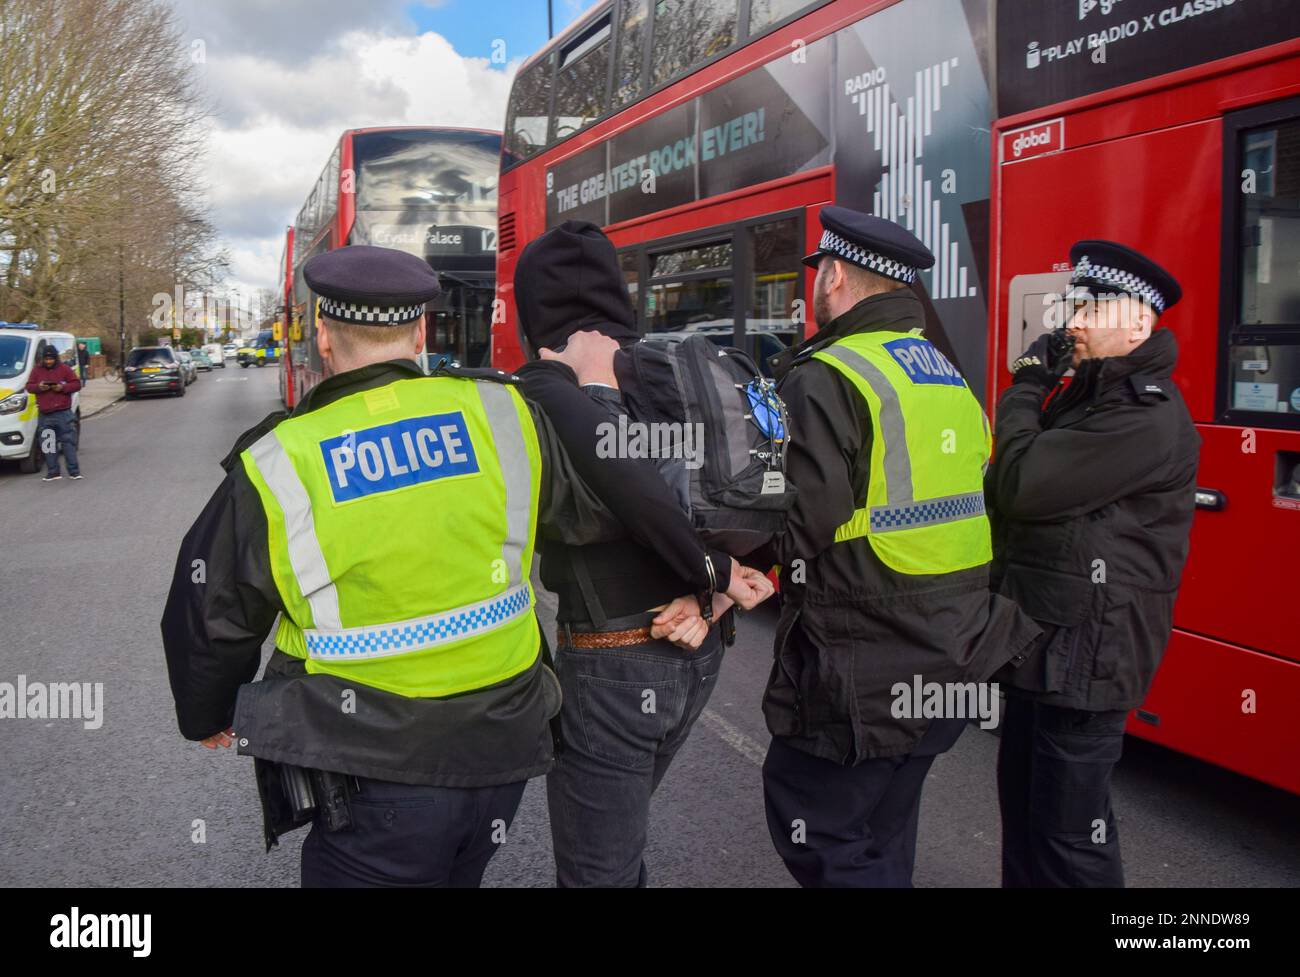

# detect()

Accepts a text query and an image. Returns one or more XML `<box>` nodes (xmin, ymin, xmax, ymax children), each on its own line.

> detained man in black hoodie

<box><xmin>513</xmin><ymin>220</ymin><xmax>773</xmax><ymax>887</ymax></box>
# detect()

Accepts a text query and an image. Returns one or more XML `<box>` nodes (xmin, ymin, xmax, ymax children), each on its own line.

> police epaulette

<box><xmin>1128</xmin><ymin>375</ymin><xmax>1170</xmax><ymax>401</ymax></box>
<box><xmin>221</xmin><ymin>409</ymin><xmax>289</xmax><ymax>472</ymax></box>
<box><xmin>431</xmin><ymin>364</ymin><xmax>522</xmax><ymax>385</ymax></box>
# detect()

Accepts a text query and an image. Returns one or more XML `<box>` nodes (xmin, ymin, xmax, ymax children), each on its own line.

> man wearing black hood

<box><xmin>513</xmin><ymin>220</ymin><xmax>772</xmax><ymax>887</ymax></box>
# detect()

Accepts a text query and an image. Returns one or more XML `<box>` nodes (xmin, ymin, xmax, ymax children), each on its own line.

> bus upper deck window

<box><xmin>612</xmin><ymin>0</ymin><xmax>648</xmax><ymax>108</ymax></box>
<box><xmin>504</xmin><ymin>54</ymin><xmax>555</xmax><ymax>164</ymax></box>
<box><xmin>651</xmin><ymin>0</ymin><xmax>737</xmax><ymax>87</ymax></box>
<box><xmin>552</xmin><ymin>13</ymin><xmax>613</xmax><ymax>141</ymax></box>
<box><xmin>748</xmin><ymin>0</ymin><xmax>812</xmax><ymax>34</ymax></box>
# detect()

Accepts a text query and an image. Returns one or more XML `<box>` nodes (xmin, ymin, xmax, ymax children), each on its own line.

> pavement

<box><xmin>78</xmin><ymin>376</ymin><xmax>123</xmax><ymax>418</ymax></box>
<box><xmin>1</xmin><ymin>365</ymin><xmax>1298</xmax><ymax>887</ymax></box>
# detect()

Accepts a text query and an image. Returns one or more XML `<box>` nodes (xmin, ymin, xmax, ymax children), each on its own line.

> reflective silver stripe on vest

<box><xmin>869</xmin><ymin>491</ymin><xmax>986</xmax><ymax>533</ymax></box>
<box><xmin>477</xmin><ymin>382</ymin><xmax>531</xmax><ymax>589</ymax></box>
<box><xmin>819</xmin><ymin>345</ymin><xmax>913</xmax><ymax>503</ymax></box>
<box><xmin>248</xmin><ymin>430</ymin><xmax>343</xmax><ymax>630</ymax></box>
<box><xmin>302</xmin><ymin>583</ymin><xmax>531</xmax><ymax>661</ymax></box>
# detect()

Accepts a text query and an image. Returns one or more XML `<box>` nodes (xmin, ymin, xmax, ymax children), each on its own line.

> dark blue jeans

<box><xmin>997</xmin><ymin>695</ymin><xmax>1128</xmax><ymax>888</ymax></box>
<box><xmin>546</xmin><ymin>627</ymin><xmax>724</xmax><ymax>887</ymax></box>
<box><xmin>299</xmin><ymin>777</ymin><xmax>526</xmax><ymax>888</ymax></box>
<box><xmin>39</xmin><ymin>409</ymin><xmax>78</xmax><ymax>476</ymax></box>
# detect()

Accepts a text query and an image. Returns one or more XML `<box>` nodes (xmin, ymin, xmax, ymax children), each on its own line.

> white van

<box><xmin>0</xmin><ymin>324</ymin><xmax>81</xmax><ymax>473</ymax></box>
<box><xmin>203</xmin><ymin>342</ymin><xmax>226</xmax><ymax>368</ymax></box>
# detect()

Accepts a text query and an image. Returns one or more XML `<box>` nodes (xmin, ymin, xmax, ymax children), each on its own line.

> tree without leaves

<box><xmin>0</xmin><ymin>0</ymin><xmax>225</xmax><ymax>358</ymax></box>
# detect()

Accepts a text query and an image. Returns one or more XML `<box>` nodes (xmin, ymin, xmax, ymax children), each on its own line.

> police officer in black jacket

<box><xmin>160</xmin><ymin>246</ymin><xmax>655</xmax><ymax>887</ymax></box>
<box><xmin>755</xmin><ymin>208</ymin><xmax>1039</xmax><ymax>887</ymax></box>
<box><xmin>987</xmin><ymin>240</ymin><xmax>1200</xmax><ymax>888</ymax></box>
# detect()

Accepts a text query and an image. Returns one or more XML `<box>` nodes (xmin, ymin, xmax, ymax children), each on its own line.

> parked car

<box><xmin>177</xmin><ymin>351</ymin><xmax>198</xmax><ymax>384</ymax></box>
<box><xmin>0</xmin><ymin>323</ymin><xmax>82</xmax><ymax>473</ymax></box>
<box><xmin>223</xmin><ymin>342</ymin><xmax>238</xmax><ymax>359</ymax></box>
<box><xmin>123</xmin><ymin>346</ymin><xmax>185</xmax><ymax>398</ymax></box>
<box><xmin>191</xmin><ymin>350</ymin><xmax>214</xmax><ymax>372</ymax></box>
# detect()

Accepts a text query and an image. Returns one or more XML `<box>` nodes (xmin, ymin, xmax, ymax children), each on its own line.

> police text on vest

<box><xmin>321</xmin><ymin>412</ymin><xmax>480</xmax><ymax>503</ymax></box>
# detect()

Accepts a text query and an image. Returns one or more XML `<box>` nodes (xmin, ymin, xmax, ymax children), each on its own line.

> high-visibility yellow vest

<box><xmin>813</xmin><ymin>329</ymin><xmax>992</xmax><ymax>575</ymax></box>
<box><xmin>240</xmin><ymin>375</ymin><xmax>543</xmax><ymax>698</ymax></box>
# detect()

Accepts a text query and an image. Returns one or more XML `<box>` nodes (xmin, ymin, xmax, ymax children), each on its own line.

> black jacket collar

<box><xmin>1069</xmin><ymin>327</ymin><xmax>1180</xmax><ymax>401</ymax></box>
<box><xmin>771</xmin><ymin>290</ymin><xmax>923</xmax><ymax>380</ymax></box>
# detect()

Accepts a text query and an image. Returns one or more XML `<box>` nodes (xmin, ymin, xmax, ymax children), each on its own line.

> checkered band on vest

<box><xmin>303</xmin><ymin>584</ymin><xmax>531</xmax><ymax>660</ymax></box>
<box><xmin>318</xmin><ymin>296</ymin><xmax>426</xmax><ymax>325</ymax></box>
<box><xmin>1070</xmin><ymin>256</ymin><xmax>1166</xmax><ymax>313</ymax></box>
<box><xmin>818</xmin><ymin>229</ymin><xmax>917</xmax><ymax>283</ymax></box>
<box><xmin>869</xmin><ymin>492</ymin><xmax>986</xmax><ymax>533</ymax></box>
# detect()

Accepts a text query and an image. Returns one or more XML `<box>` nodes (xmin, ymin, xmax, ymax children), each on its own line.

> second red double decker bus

<box><xmin>279</xmin><ymin>125</ymin><xmax>502</xmax><ymax>408</ymax></box>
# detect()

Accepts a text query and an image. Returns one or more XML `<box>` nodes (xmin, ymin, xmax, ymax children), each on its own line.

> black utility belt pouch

<box><xmin>283</xmin><ymin>765</ymin><xmax>360</xmax><ymax>833</ymax></box>
<box><xmin>253</xmin><ymin>758</ymin><xmax>360</xmax><ymax>850</ymax></box>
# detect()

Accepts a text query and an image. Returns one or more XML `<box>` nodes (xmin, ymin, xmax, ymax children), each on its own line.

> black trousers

<box><xmin>997</xmin><ymin>695</ymin><xmax>1128</xmax><ymax>888</ymax></box>
<box><xmin>300</xmin><ymin>777</ymin><xmax>527</xmax><ymax>888</ymax></box>
<box><xmin>762</xmin><ymin>719</ymin><xmax>965</xmax><ymax>888</ymax></box>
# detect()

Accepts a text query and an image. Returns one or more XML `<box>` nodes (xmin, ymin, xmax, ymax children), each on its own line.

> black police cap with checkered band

<box><xmin>802</xmin><ymin>206</ymin><xmax>935</xmax><ymax>284</ymax></box>
<box><xmin>304</xmin><ymin>244</ymin><xmax>442</xmax><ymax>326</ymax></box>
<box><xmin>1067</xmin><ymin>240</ymin><xmax>1181</xmax><ymax>315</ymax></box>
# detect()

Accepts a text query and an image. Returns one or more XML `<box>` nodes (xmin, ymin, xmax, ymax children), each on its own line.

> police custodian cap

<box><xmin>1067</xmin><ymin>240</ymin><xmax>1181</xmax><ymax>314</ymax></box>
<box><xmin>802</xmin><ymin>205</ymin><xmax>935</xmax><ymax>284</ymax></box>
<box><xmin>304</xmin><ymin>245</ymin><xmax>442</xmax><ymax>325</ymax></box>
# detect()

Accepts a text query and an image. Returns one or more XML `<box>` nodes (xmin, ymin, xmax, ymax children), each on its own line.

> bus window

<box><xmin>612</xmin><ymin>0</ymin><xmax>649</xmax><ymax>108</ymax></box>
<box><xmin>749</xmin><ymin>216</ymin><xmax>803</xmax><ymax>367</ymax></box>
<box><xmin>553</xmin><ymin>11</ymin><xmax>613</xmax><ymax>141</ymax></box>
<box><xmin>748</xmin><ymin>0</ymin><xmax>814</xmax><ymax>34</ymax></box>
<box><xmin>505</xmin><ymin>53</ymin><xmax>555</xmax><ymax>165</ymax></box>
<box><xmin>651</xmin><ymin>0</ymin><xmax>737</xmax><ymax>87</ymax></box>
<box><xmin>1226</xmin><ymin>110</ymin><xmax>1300</xmax><ymax>422</ymax></box>
<box><xmin>645</xmin><ymin>239</ymin><xmax>734</xmax><ymax>335</ymax></box>
<box><xmin>620</xmin><ymin>249</ymin><xmax>640</xmax><ymax>307</ymax></box>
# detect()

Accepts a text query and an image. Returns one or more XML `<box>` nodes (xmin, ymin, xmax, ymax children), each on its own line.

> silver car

<box><xmin>176</xmin><ymin>350</ymin><xmax>197</xmax><ymax>385</ymax></box>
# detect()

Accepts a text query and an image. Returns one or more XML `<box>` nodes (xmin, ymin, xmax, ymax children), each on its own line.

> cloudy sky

<box><xmin>170</xmin><ymin>0</ymin><xmax>591</xmax><ymax>303</ymax></box>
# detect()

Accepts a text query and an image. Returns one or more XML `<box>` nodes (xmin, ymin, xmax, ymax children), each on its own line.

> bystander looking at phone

<box><xmin>25</xmin><ymin>345</ymin><xmax>82</xmax><ymax>482</ymax></box>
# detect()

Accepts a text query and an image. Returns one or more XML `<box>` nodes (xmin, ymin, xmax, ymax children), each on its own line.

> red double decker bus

<box><xmin>495</xmin><ymin>0</ymin><xmax>1300</xmax><ymax>793</ymax></box>
<box><xmin>279</xmin><ymin>126</ymin><xmax>502</xmax><ymax>408</ymax></box>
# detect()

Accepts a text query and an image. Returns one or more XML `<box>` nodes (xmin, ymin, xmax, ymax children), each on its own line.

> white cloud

<box><xmin>184</xmin><ymin>12</ymin><xmax>517</xmax><ymax>301</ymax></box>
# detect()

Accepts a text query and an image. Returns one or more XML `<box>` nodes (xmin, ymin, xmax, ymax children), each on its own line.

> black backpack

<box><xmin>614</xmin><ymin>334</ymin><xmax>794</xmax><ymax>557</ymax></box>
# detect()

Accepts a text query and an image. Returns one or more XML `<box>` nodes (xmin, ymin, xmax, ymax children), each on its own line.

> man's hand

<box><xmin>651</xmin><ymin>595</ymin><xmax>709</xmax><ymax>651</ymax></box>
<box><xmin>1011</xmin><ymin>333</ymin><xmax>1067</xmax><ymax>386</ymax></box>
<box><xmin>725</xmin><ymin>558</ymin><xmax>776</xmax><ymax>610</ymax></box>
<box><xmin>539</xmin><ymin>330</ymin><xmax>620</xmax><ymax>388</ymax></box>
<box><xmin>199</xmin><ymin>727</ymin><xmax>235</xmax><ymax>749</ymax></box>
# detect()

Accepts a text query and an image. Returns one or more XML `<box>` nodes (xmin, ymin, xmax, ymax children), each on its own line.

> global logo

<box><xmin>1003</xmin><ymin>120</ymin><xmax>1064</xmax><ymax>162</ymax></box>
<box><xmin>1012</xmin><ymin>127</ymin><xmax>1052</xmax><ymax>158</ymax></box>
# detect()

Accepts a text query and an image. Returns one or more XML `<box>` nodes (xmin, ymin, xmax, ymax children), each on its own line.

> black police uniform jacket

<box><xmin>757</xmin><ymin>291</ymin><xmax>1041</xmax><ymax>764</ymax></box>
<box><xmin>986</xmin><ymin>327</ymin><xmax>1200</xmax><ymax>712</ymax></box>
<box><xmin>160</xmin><ymin>360</ymin><xmax>624</xmax><ymax>844</ymax></box>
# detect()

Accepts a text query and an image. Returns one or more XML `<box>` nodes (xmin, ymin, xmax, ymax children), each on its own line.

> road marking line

<box><xmin>700</xmin><ymin>708</ymin><xmax>767</xmax><ymax>767</ymax></box>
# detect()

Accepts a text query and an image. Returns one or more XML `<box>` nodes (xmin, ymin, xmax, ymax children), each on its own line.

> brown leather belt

<box><xmin>559</xmin><ymin>626</ymin><xmax>654</xmax><ymax>649</ymax></box>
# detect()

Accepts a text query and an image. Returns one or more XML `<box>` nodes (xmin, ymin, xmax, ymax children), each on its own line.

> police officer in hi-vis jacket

<box><xmin>161</xmin><ymin>244</ymin><xmax>635</xmax><ymax>887</ymax></box>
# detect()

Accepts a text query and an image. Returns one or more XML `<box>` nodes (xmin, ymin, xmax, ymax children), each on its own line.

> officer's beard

<box><xmin>813</xmin><ymin>273</ymin><xmax>833</xmax><ymax>331</ymax></box>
